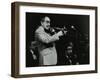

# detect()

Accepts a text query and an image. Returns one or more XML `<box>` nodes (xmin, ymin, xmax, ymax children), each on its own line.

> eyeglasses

<box><xmin>45</xmin><ymin>20</ymin><xmax>50</xmax><ymax>23</ymax></box>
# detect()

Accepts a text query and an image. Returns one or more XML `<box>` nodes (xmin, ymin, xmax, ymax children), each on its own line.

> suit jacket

<box><xmin>35</xmin><ymin>26</ymin><xmax>59</xmax><ymax>65</ymax></box>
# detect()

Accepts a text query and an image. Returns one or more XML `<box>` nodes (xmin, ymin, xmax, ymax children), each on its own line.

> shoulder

<box><xmin>35</xmin><ymin>26</ymin><xmax>44</xmax><ymax>34</ymax></box>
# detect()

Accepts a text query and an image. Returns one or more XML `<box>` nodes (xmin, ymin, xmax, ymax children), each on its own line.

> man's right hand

<box><xmin>56</xmin><ymin>31</ymin><xmax>63</xmax><ymax>37</ymax></box>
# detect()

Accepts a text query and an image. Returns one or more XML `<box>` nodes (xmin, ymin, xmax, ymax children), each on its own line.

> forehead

<box><xmin>44</xmin><ymin>17</ymin><xmax>50</xmax><ymax>21</ymax></box>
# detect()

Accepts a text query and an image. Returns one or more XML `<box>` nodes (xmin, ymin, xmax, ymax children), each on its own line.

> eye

<box><xmin>45</xmin><ymin>21</ymin><xmax>50</xmax><ymax>23</ymax></box>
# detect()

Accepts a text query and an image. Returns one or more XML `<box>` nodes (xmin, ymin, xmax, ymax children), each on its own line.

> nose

<box><xmin>48</xmin><ymin>23</ymin><xmax>50</xmax><ymax>25</ymax></box>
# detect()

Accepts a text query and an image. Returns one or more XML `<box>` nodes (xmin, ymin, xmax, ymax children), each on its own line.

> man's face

<box><xmin>67</xmin><ymin>46</ymin><xmax>72</xmax><ymax>53</ymax></box>
<box><xmin>41</xmin><ymin>17</ymin><xmax>50</xmax><ymax>30</ymax></box>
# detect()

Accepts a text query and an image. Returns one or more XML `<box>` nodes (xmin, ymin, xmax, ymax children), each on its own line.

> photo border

<box><xmin>11</xmin><ymin>2</ymin><xmax>98</xmax><ymax>78</ymax></box>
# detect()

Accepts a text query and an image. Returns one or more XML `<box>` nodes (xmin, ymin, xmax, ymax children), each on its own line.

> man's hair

<box><xmin>41</xmin><ymin>16</ymin><xmax>49</xmax><ymax>22</ymax></box>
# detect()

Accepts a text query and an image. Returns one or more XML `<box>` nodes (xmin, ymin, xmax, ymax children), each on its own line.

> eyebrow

<box><xmin>45</xmin><ymin>20</ymin><xmax>50</xmax><ymax>22</ymax></box>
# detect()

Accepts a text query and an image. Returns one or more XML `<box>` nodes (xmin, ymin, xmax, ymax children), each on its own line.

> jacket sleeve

<box><xmin>35</xmin><ymin>30</ymin><xmax>59</xmax><ymax>44</ymax></box>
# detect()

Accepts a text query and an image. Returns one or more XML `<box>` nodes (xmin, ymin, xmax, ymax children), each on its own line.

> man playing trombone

<box><xmin>34</xmin><ymin>16</ymin><xmax>67</xmax><ymax>66</ymax></box>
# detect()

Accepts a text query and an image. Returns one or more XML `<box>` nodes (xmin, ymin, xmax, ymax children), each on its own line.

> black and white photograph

<box><xmin>26</xmin><ymin>13</ymin><xmax>89</xmax><ymax>67</ymax></box>
<box><xmin>11</xmin><ymin>2</ymin><xmax>97</xmax><ymax>78</ymax></box>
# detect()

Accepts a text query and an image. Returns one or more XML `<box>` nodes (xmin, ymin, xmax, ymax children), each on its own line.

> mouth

<box><xmin>46</xmin><ymin>25</ymin><xmax>50</xmax><ymax>29</ymax></box>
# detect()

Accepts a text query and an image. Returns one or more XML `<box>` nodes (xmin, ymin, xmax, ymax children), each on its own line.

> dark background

<box><xmin>26</xmin><ymin>12</ymin><xmax>89</xmax><ymax>67</ymax></box>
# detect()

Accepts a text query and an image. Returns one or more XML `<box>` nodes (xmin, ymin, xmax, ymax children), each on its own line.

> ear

<box><xmin>41</xmin><ymin>21</ymin><xmax>43</xmax><ymax>25</ymax></box>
